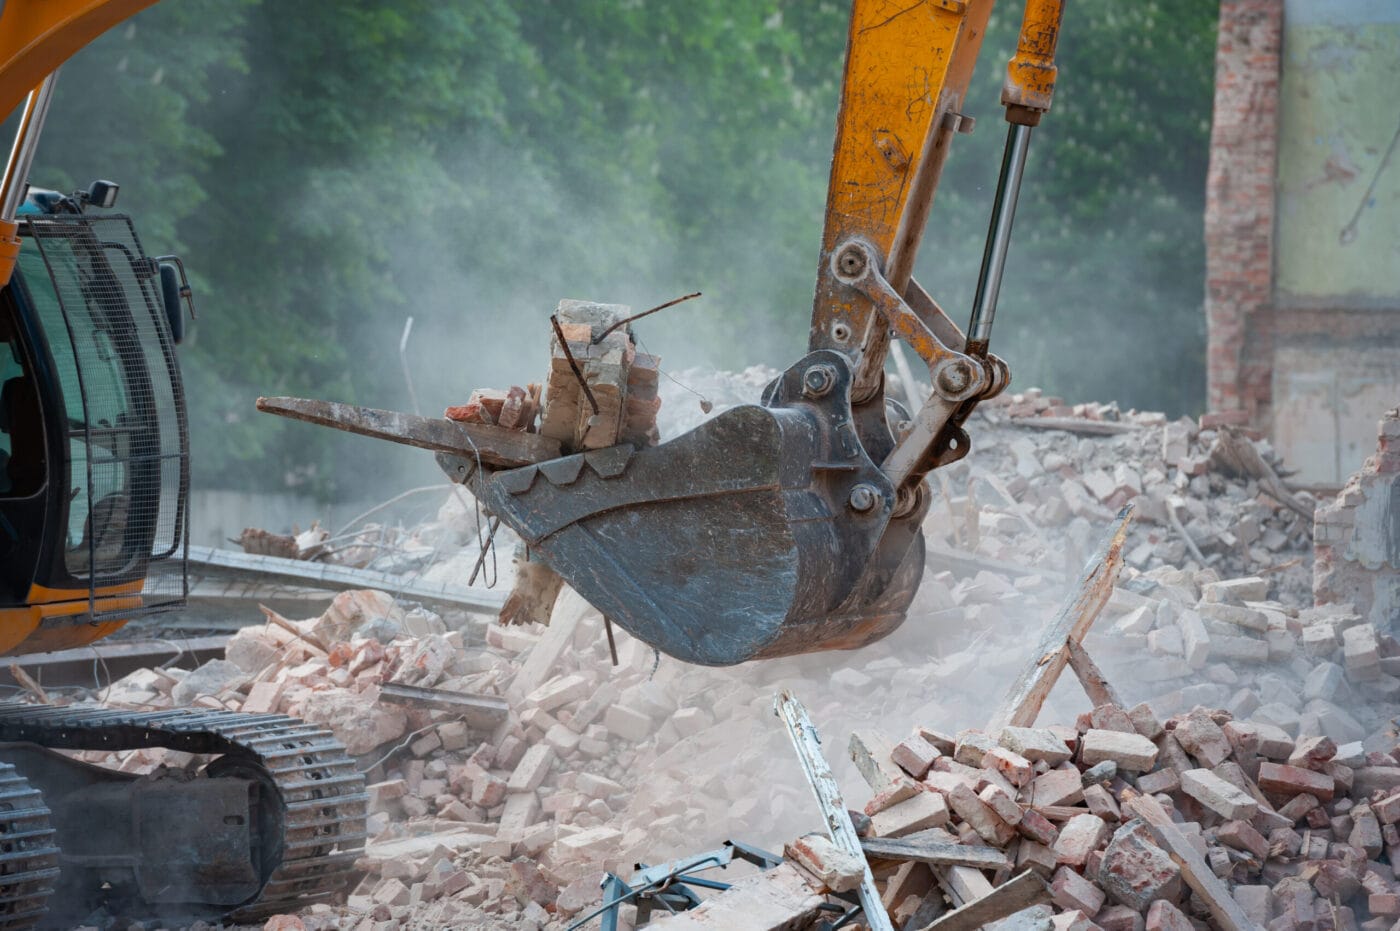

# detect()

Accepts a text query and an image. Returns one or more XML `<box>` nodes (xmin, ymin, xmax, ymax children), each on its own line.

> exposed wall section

<box><xmin>1314</xmin><ymin>408</ymin><xmax>1400</xmax><ymax>630</ymax></box>
<box><xmin>1274</xmin><ymin>0</ymin><xmax>1400</xmax><ymax>300</ymax></box>
<box><xmin>1205</xmin><ymin>0</ymin><xmax>1400</xmax><ymax>487</ymax></box>
<box><xmin>1203</xmin><ymin>0</ymin><xmax>1282</xmax><ymax>420</ymax></box>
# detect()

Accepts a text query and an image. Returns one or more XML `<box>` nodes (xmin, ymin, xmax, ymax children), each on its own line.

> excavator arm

<box><xmin>263</xmin><ymin>0</ymin><xmax>1069</xmax><ymax>666</ymax></box>
<box><xmin>0</xmin><ymin>1</ymin><xmax>161</xmax><ymax>285</ymax></box>
<box><xmin>814</xmin><ymin>0</ymin><xmax>1066</xmax><ymax>515</ymax></box>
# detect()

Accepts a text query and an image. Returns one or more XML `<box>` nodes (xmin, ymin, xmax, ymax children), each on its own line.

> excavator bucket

<box><xmin>470</xmin><ymin>351</ymin><xmax>927</xmax><ymax>666</ymax></box>
<box><xmin>260</xmin><ymin>348</ymin><xmax>928</xmax><ymax>667</ymax></box>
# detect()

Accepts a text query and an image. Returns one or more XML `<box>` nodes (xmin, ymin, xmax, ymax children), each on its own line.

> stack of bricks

<box><xmin>464</xmin><ymin>299</ymin><xmax>665</xmax><ymax>628</ymax></box>
<box><xmin>444</xmin><ymin>298</ymin><xmax>663</xmax><ymax>453</ymax></box>
<box><xmin>538</xmin><ymin>299</ymin><xmax>661</xmax><ymax>453</ymax></box>
<box><xmin>1315</xmin><ymin>408</ymin><xmax>1400</xmax><ymax>630</ymax></box>
<box><xmin>856</xmin><ymin>701</ymin><xmax>1400</xmax><ymax>930</ymax></box>
<box><xmin>622</xmin><ymin>350</ymin><xmax>662</xmax><ymax>448</ymax></box>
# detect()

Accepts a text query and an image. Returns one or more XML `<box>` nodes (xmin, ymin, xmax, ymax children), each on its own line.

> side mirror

<box><xmin>159</xmin><ymin>262</ymin><xmax>186</xmax><ymax>344</ymax></box>
<box><xmin>84</xmin><ymin>180</ymin><xmax>119</xmax><ymax>209</ymax></box>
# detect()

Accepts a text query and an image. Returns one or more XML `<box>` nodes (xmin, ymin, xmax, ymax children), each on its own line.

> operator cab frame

<box><xmin>0</xmin><ymin>184</ymin><xmax>190</xmax><ymax>646</ymax></box>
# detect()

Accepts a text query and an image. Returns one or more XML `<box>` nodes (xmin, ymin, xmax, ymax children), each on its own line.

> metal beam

<box><xmin>187</xmin><ymin>545</ymin><xmax>505</xmax><ymax>612</ymax></box>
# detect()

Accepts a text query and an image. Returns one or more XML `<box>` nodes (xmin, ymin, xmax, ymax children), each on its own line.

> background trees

<box><xmin>18</xmin><ymin>0</ymin><xmax>1219</xmax><ymax>499</ymax></box>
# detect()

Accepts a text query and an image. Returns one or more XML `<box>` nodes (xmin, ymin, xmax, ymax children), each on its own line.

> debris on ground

<box><xmin>48</xmin><ymin>380</ymin><xmax>1394</xmax><ymax>930</ymax></box>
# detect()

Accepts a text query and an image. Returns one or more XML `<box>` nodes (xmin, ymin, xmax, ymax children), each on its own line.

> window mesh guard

<box><xmin>27</xmin><ymin>214</ymin><xmax>189</xmax><ymax>620</ymax></box>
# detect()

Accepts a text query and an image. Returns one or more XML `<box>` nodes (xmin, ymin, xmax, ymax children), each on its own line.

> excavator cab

<box><xmin>0</xmin><ymin>187</ymin><xmax>190</xmax><ymax>654</ymax></box>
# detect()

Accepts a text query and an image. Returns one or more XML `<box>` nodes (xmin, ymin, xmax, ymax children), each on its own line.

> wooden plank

<box><xmin>187</xmin><ymin>545</ymin><xmax>505</xmax><ymax>612</ymax></box>
<box><xmin>775</xmin><ymin>689</ymin><xmax>893</xmax><ymax>931</ymax></box>
<box><xmin>1208</xmin><ymin>425</ymin><xmax>1312</xmax><ymax>519</ymax></box>
<box><xmin>259</xmin><ymin>605</ymin><xmax>329</xmax><ymax>655</ymax></box>
<box><xmin>917</xmin><ymin>870</ymin><xmax>1050</xmax><ymax>931</ymax></box>
<box><xmin>8</xmin><ymin>664</ymin><xmax>47</xmax><ymax>703</ymax></box>
<box><xmin>378</xmin><ymin>682</ymin><xmax>509</xmax><ymax>730</ymax></box>
<box><xmin>1065</xmin><ymin>638</ymin><xmax>1122</xmax><ymax>709</ymax></box>
<box><xmin>861</xmin><ymin>836</ymin><xmax>1010</xmax><ymax>871</ymax></box>
<box><xmin>987</xmin><ymin>505</ymin><xmax>1134</xmax><ymax>731</ymax></box>
<box><xmin>256</xmin><ymin>395</ymin><xmax>561</xmax><ymax>469</ymax></box>
<box><xmin>1123</xmin><ymin>792</ymin><xmax>1262</xmax><ymax>931</ymax></box>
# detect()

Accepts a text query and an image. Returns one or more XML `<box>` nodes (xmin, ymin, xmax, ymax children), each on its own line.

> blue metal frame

<box><xmin>567</xmin><ymin>840</ymin><xmax>784</xmax><ymax>930</ymax></box>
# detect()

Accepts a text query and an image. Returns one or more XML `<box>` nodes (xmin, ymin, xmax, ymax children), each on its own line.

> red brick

<box><xmin>1052</xmin><ymin>866</ymin><xmax>1106</xmax><ymax>916</ymax></box>
<box><xmin>982</xmin><ymin>746</ymin><xmax>1033</xmax><ymax>786</ymax></box>
<box><xmin>1017</xmin><ymin>807</ymin><xmax>1060</xmax><ymax>847</ymax></box>
<box><xmin>1145</xmin><ymin>900</ymin><xmax>1193</xmax><ymax>931</ymax></box>
<box><xmin>1217</xmin><ymin>819</ymin><xmax>1269</xmax><ymax>859</ymax></box>
<box><xmin>1055</xmin><ymin>814</ymin><xmax>1109</xmax><ymax>868</ymax></box>
<box><xmin>1258</xmin><ymin>762</ymin><xmax>1335</xmax><ymax>802</ymax></box>
<box><xmin>891</xmin><ymin>735</ymin><xmax>941</xmax><ymax>780</ymax></box>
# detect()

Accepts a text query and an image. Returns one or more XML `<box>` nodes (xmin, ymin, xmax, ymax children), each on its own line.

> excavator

<box><xmin>0</xmin><ymin>3</ymin><xmax>369</xmax><ymax>927</ymax></box>
<box><xmin>0</xmin><ymin>0</ymin><xmax>1063</xmax><ymax>926</ymax></box>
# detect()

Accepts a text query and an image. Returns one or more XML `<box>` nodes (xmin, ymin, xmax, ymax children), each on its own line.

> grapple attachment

<box><xmin>468</xmin><ymin>350</ymin><xmax>927</xmax><ymax>666</ymax></box>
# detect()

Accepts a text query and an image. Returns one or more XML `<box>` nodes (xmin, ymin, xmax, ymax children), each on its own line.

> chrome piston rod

<box><xmin>1</xmin><ymin>71</ymin><xmax>60</xmax><ymax>223</ymax></box>
<box><xmin>965</xmin><ymin>121</ymin><xmax>1032</xmax><ymax>355</ymax></box>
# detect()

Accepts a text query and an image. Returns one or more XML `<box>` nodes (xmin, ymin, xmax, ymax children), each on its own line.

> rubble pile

<box><xmin>97</xmin><ymin>584</ymin><xmax>811</xmax><ymax>930</ymax></box>
<box><xmin>60</xmin><ymin>380</ymin><xmax>1392</xmax><ymax>930</ymax></box>
<box><xmin>922</xmin><ymin>389</ymin><xmax>1314</xmax><ymax>605</ymax></box>
<box><xmin>651</xmin><ymin>370</ymin><xmax>1318</xmax><ymax>612</ymax></box>
<box><xmin>844</xmin><ymin>693</ymin><xmax>1400</xmax><ymax>931</ymax></box>
<box><xmin>95</xmin><ymin>568</ymin><xmax>1400</xmax><ymax>930</ymax></box>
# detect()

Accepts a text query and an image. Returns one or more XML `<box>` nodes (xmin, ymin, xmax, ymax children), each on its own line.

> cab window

<box><xmin>0</xmin><ymin>305</ymin><xmax>44</xmax><ymax>497</ymax></box>
<box><xmin>17</xmin><ymin>245</ymin><xmax>132</xmax><ymax>574</ymax></box>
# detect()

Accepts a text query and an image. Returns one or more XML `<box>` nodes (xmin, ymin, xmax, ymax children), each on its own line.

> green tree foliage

<box><xmin>21</xmin><ymin>0</ymin><xmax>1218</xmax><ymax>498</ymax></box>
<box><xmin>919</xmin><ymin>0</ymin><xmax>1220</xmax><ymax>416</ymax></box>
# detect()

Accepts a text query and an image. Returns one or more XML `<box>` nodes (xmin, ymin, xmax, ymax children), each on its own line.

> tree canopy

<box><xmin>19</xmin><ymin>0</ymin><xmax>1220</xmax><ymax>499</ymax></box>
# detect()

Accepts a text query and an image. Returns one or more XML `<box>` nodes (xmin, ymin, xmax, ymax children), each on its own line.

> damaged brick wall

<box><xmin>1315</xmin><ymin>409</ymin><xmax>1400</xmax><ymax>628</ymax></box>
<box><xmin>1203</xmin><ymin>0</ymin><xmax>1282</xmax><ymax>419</ymax></box>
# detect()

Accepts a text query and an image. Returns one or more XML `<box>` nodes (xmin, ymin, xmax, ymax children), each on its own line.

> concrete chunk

<box><xmin>1098</xmin><ymin>820</ymin><xmax>1182</xmax><ymax>911</ymax></box>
